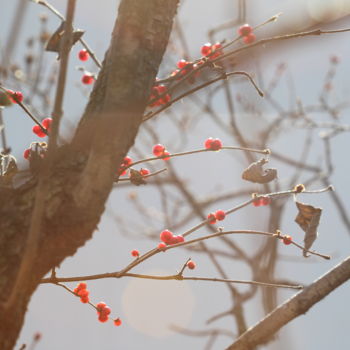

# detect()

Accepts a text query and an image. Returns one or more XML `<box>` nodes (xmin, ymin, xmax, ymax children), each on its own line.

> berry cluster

<box><xmin>96</xmin><ymin>302</ymin><xmax>112</xmax><ymax>323</ymax></box>
<box><xmin>207</xmin><ymin>210</ymin><xmax>226</xmax><ymax>224</ymax></box>
<box><xmin>238</xmin><ymin>24</ymin><xmax>256</xmax><ymax>44</ymax></box>
<box><xmin>200</xmin><ymin>42</ymin><xmax>224</xmax><ymax>59</ymax></box>
<box><xmin>118</xmin><ymin>156</ymin><xmax>133</xmax><ymax>176</ymax></box>
<box><xmin>152</xmin><ymin>144</ymin><xmax>170</xmax><ymax>160</ymax></box>
<box><xmin>204</xmin><ymin>137</ymin><xmax>223</xmax><ymax>151</ymax></box>
<box><xmin>74</xmin><ymin>282</ymin><xmax>90</xmax><ymax>304</ymax></box>
<box><xmin>159</xmin><ymin>229</ymin><xmax>185</xmax><ymax>246</ymax></box>
<box><xmin>171</xmin><ymin>59</ymin><xmax>203</xmax><ymax>84</ymax></box>
<box><xmin>32</xmin><ymin>118</ymin><xmax>52</xmax><ymax>138</ymax></box>
<box><xmin>149</xmin><ymin>84</ymin><xmax>171</xmax><ymax>107</ymax></box>
<box><xmin>252</xmin><ymin>196</ymin><xmax>271</xmax><ymax>207</ymax></box>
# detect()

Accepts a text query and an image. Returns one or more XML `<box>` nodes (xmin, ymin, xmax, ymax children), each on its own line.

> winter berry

<box><xmin>282</xmin><ymin>235</ymin><xmax>293</xmax><ymax>245</ymax></box>
<box><xmin>123</xmin><ymin>156</ymin><xmax>133</xmax><ymax>166</ymax></box>
<box><xmin>7</xmin><ymin>90</ymin><xmax>23</xmax><ymax>104</ymax></box>
<box><xmin>80</xmin><ymin>296</ymin><xmax>90</xmax><ymax>304</ymax></box>
<box><xmin>177</xmin><ymin>59</ymin><xmax>188</xmax><ymax>69</ymax></box>
<box><xmin>201</xmin><ymin>43</ymin><xmax>212</xmax><ymax>56</ymax></box>
<box><xmin>158</xmin><ymin>242</ymin><xmax>167</xmax><ymax>250</ymax></box>
<box><xmin>32</xmin><ymin>125</ymin><xmax>47</xmax><ymax>138</ymax></box>
<box><xmin>160</xmin><ymin>229</ymin><xmax>174</xmax><ymax>243</ymax></box>
<box><xmin>243</xmin><ymin>33</ymin><xmax>256</xmax><ymax>44</ymax></box>
<box><xmin>204</xmin><ymin>137</ymin><xmax>223</xmax><ymax>151</ymax></box>
<box><xmin>96</xmin><ymin>302</ymin><xmax>107</xmax><ymax>312</ymax></box>
<box><xmin>114</xmin><ymin>318</ymin><xmax>122</xmax><ymax>326</ymax></box>
<box><xmin>23</xmin><ymin>148</ymin><xmax>31</xmax><ymax>160</ymax></box>
<box><xmin>101</xmin><ymin>307</ymin><xmax>111</xmax><ymax>316</ymax></box>
<box><xmin>153</xmin><ymin>144</ymin><xmax>166</xmax><ymax>157</ymax></box>
<box><xmin>77</xmin><ymin>289</ymin><xmax>89</xmax><ymax>298</ymax></box>
<box><xmin>78</xmin><ymin>49</ymin><xmax>89</xmax><ymax>61</ymax></box>
<box><xmin>131</xmin><ymin>249</ymin><xmax>139</xmax><ymax>257</ymax></box>
<box><xmin>98</xmin><ymin>314</ymin><xmax>109</xmax><ymax>323</ymax></box>
<box><xmin>238</xmin><ymin>24</ymin><xmax>253</xmax><ymax>37</ymax></box>
<box><xmin>210</xmin><ymin>42</ymin><xmax>223</xmax><ymax>59</ymax></box>
<box><xmin>207</xmin><ymin>213</ymin><xmax>217</xmax><ymax>224</ymax></box>
<box><xmin>42</xmin><ymin>117</ymin><xmax>53</xmax><ymax>132</ymax></box>
<box><xmin>215</xmin><ymin>210</ymin><xmax>226</xmax><ymax>221</ymax></box>
<box><xmin>161</xmin><ymin>150</ymin><xmax>171</xmax><ymax>161</ymax></box>
<box><xmin>82</xmin><ymin>74</ymin><xmax>94</xmax><ymax>85</ymax></box>
<box><xmin>187</xmin><ymin>260</ymin><xmax>196</xmax><ymax>270</ymax></box>
<box><xmin>171</xmin><ymin>235</ymin><xmax>185</xmax><ymax>244</ymax></box>
<box><xmin>140</xmin><ymin>168</ymin><xmax>150</xmax><ymax>176</ymax></box>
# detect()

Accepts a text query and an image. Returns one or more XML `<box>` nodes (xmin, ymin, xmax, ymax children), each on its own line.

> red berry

<box><xmin>77</xmin><ymin>282</ymin><xmax>87</xmax><ymax>290</ymax></box>
<box><xmin>207</xmin><ymin>213</ymin><xmax>217</xmax><ymax>224</ymax></box>
<box><xmin>187</xmin><ymin>260</ymin><xmax>196</xmax><ymax>270</ymax></box>
<box><xmin>210</xmin><ymin>43</ymin><xmax>223</xmax><ymax>59</ymax></box>
<box><xmin>78</xmin><ymin>289</ymin><xmax>89</xmax><ymax>297</ymax></box>
<box><xmin>32</xmin><ymin>125</ymin><xmax>47</xmax><ymax>138</ymax></box>
<box><xmin>7</xmin><ymin>90</ymin><xmax>23</xmax><ymax>103</ymax></box>
<box><xmin>157</xmin><ymin>242</ymin><xmax>167</xmax><ymax>250</ymax></box>
<box><xmin>123</xmin><ymin>156</ymin><xmax>133</xmax><ymax>166</ymax></box>
<box><xmin>170</xmin><ymin>235</ymin><xmax>184</xmax><ymax>244</ymax></box>
<box><xmin>160</xmin><ymin>229</ymin><xmax>174</xmax><ymax>243</ymax></box>
<box><xmin>23</xmin><ymin>148</ymin><xmax>31</xmax><ymax>160</ymax></box>
<box><xmin>82</xmin><ymin>74</ymin><xmax>94</xmax><ymax>85</ymax></box>
<box><xmin>96</xmin><ymin>302</ymin><xmax>107</xmax><ymax>312</ymax></box>
<box><xmin>161</xmin><ymin>150</ymin><xmax>170</xmax><ymax>161</ymax></box>
<box><xmin>78</xmin><ymin>49</ymin><xmax>89</xmax><ymax>61</ymax></box>
<box><xmin>114</xmin><ymin>318</ymin><xmax>122</xmax><ymax>326</ymax></box>
<box><xmin>215</xmin><ymin>210</ymin><xmax>226</xmax><ymax>221</ymax></box>
<box><xmin>42</xmin><ymin>117</ymin><xmax>52</xmax><ymax>132</ymax></box>
<box><xmin>243</xmin><ymin>33</ymin><xmax>256</xmax><ymax>44</ymax></box>
<box><xmin>153</xmin><ymin>144</ymin><xmax>165</xmax><ymax>157</ymax></box>
<box><xmin>204</xmin><ymin>137</ymin><xmax>214</xmax><ymax>149</ymax></box>
<box><xmin>238</xmin><ymin>24</ymin><xmax>253</xmax><ymax>37</ymax></box>
<box><xmin>140</xmin><ymin>168</ymin><xmax>150</xmax><ymax>176</ymax></box>
<box><xmin>101</xmin><ymin>307</ymin><xmax>111</xmax><ymax>316</ymax></box>
<box><xmin>131</xmin><ymin>249</ymin><xmax>139</xmax><ymax>257</ymax></box>
<box><xmin>201</xmin><ymin>43</ymin><xmax>212</xmax><ymax>56</ymax></box>
<box><xmin>98</xmin><ymin>314</ymin><xmax>109</xmax><ymax>323</ymax></box>
<box><xmin>80</xmin><ymin>296</ymin><xmax>90</xmax><ymax>304</ymax></box>
<box><xmin>204</xmin><ymin>137</ymin><xmax>223</xmax><ymax>151</ymax></box>
<box><xmin>177</xmin><ymin>59</ymin><xmax>188</xmax><ymax>69</ymax></box>
<box><xmin>283</xmin><ymin>235</ymin><xmax>292</xmax><ymax>245</ymax></box>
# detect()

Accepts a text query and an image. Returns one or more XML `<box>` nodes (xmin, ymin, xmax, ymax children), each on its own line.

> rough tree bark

<box><xmin>0</xmin><ymin>1</ymin><xmax>179</xmax><ymax>349</ymax></box>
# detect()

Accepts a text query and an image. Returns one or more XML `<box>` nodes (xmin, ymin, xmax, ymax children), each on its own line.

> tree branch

<box><xmin>226</xmin><ymin>256</ymin><xmax>350</xmax><ymax>350</ymax></box>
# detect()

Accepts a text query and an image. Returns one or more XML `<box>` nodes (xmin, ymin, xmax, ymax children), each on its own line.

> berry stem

<box><xmin>144</xmin><ymin>71</ymin><xmax>263</xmax><ymax>122</ymax></box>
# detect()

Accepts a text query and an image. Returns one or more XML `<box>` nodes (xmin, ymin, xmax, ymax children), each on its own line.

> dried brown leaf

<box><xmin>242</xmin><ymin>158</ymin><xmax>277</xmax><ymax>184</ymax></box>
<box><xmin>295</xmin><ymin>201</ymin><xmax>322</xmax><ymax>257</ymax></box>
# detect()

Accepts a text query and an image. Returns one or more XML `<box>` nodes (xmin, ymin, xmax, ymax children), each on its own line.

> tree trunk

<box><xmin>0</xmin><ymin>1</ymin><xmax>179</xmax><ymax>349</ymax></box>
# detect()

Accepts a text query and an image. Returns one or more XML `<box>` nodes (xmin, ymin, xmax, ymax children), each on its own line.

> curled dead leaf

<box><xmin>242</xmin><ymin>158</ymin><xmax>277</xmax><ymax>184</ymax></box>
